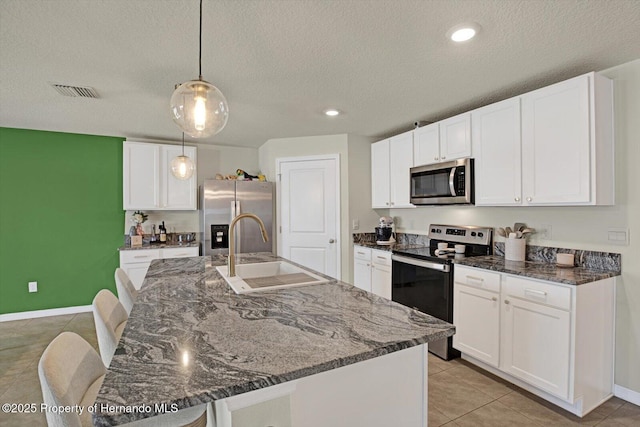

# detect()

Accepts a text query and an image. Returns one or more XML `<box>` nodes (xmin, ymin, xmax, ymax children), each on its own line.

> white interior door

<box><xmin>279</xmin><ymin>156</ymin><xmax>340</xmax><ymax>279</ymax></box>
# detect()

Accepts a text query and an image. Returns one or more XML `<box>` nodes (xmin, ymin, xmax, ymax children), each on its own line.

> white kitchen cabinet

<box><xmin>501</xmin><ymin>276</ymin><xmax>571</xmax><ymax>399</ymax></box>
<box><xmin>119</xmin><ymin>246</ymin><xmax>200</xmax><ymax>289</ymax></box>
<box><xmin>472</xmin><ymin>98</ymin><xmax>522</xmax><ymax>206</ymax></box>
<box><xmin>371</xmin><ymin>131</ymin><xmax>414</xmax><ymax>208</ymax></box>
<box><xmin>453</xmin><ymin>265</ymin><xmax>615</xmax><ymax>417</ymax></box>
<box><xmin>353</xmin><ymin>246</ymin><xmax>392</xmax><ymax>298</ymax></box>
<box><xmin>473</xmin><ymin>72</ymin><xmax>613</xmax><ymax>206</ymax></box>
<box><xmin>453</xmin><ymin>266</ymin><xmax>501</xmax><ymax>367</ymax></box>
<box><xmin>123</xmin><ymin>141</ymin><xmax>197</xmax><ymax>210</ymax></box>
<box><xmin>413</xmin><ymin>113</ymin><xmax>471</xmax><ymax>167</ymax></box>
<box><xmin>520</xmin><ymin>72</ymin><xmax>613</xmax><ymax>205</ymax></box>
<box><xmin>370</xmin><ymin>250</ymin><xmax>392</xmax><ymax>299</ymax></box>
<box><xmin>353</xmin><ymin>246</ymin><xmax>372</xmax><ymax>292</ymax></box>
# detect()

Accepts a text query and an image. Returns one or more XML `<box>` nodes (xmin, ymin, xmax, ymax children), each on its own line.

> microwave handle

<box><xmin>449</xmin><ymin>167</ymin><xmax>457</xmax><ymax>196</ymax></box>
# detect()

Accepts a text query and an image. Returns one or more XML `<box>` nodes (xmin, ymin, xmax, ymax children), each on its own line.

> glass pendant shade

<box><xmin>170</xmin><ymin>79</ymin><xmax>229</xmax><ymax>138</ymax></box>
<box><xmin>171</xmin><ymin>154</ymin><xmax>195</xmax><ymax>180</ymax></box>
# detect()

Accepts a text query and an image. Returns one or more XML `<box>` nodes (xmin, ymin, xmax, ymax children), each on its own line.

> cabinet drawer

<box><xmin>354</xmin><ymin>246</ymin><xmax>372</xmax><ymax>261</ymax></box>
<box><xmin>371</xmin><ymin>249</ymin><xmax>391</xmax><ymax>267</ymax></box>
<box><xmin>161</xmin><ymin>247</ymin><xmax>199</xmax><ymax>258</ymax></box>
<box><xmin>454</xmin><ymin>265</ymin><xmax>501</xmax><ymax>293</ymax></box>
<box><xmin>120</xmin><ymin>249</ymin><xmax>161</xmax><ymax>264</ymax></box>
<box><xmin>504</xmin><ymin>275</ymin><xmax>572</xmax><ymax>311</ymax></box>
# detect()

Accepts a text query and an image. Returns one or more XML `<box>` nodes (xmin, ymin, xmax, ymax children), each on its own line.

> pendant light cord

<box><xmin>198</xmin><ymin>0</ymin><xmax>203</xmax><ymax>80</ymax></box>
<box><xmin>182</xmin><ymin>133</ymin><xmax>186</xmax><ymax>156</ymax></box>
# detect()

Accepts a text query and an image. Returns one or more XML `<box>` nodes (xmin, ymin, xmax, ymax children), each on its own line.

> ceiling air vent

<box><xmin>49</xmin><ymin>83</ymin><xmax>99</xmax><ymax>99</ymax></box>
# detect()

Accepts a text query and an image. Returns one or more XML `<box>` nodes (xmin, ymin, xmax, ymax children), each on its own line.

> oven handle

<box><xmin>449</xmin><ymin>167</ymin><xmax>457</xmax><ymax>197</ymax></box>
<box><xmin>392</xmin><ymin>255</ymin><xmax>450</xmax><ymax>273</ymax></box>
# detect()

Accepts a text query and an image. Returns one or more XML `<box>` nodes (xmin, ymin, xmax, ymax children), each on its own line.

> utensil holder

<box><xmin>505</xmin><ymin>238</ymin><xmax>526</xmax><ymax>262</ymax></box>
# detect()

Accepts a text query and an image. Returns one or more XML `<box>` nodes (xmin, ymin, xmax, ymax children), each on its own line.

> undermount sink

<box><xmin>215</xmin><ymin>261</ymin><xmax>329</xmax><ymax>294</ymax></box>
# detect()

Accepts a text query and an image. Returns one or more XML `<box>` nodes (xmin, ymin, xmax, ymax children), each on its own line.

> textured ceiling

<box><xmin>1</xmin><ymin>0</ymin><xmax>639</xmax><ymax>148</ymax></box>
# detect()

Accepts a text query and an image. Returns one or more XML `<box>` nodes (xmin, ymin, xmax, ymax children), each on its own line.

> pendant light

<box><xmin>170</xmin><ymin>0</ymin><xmax>229</xmax><ymax>138</ymax></box>
<box><xmin>171</xmin><ymin>133</ymin><xmax>196</xmax><ymax>180</ymax></box>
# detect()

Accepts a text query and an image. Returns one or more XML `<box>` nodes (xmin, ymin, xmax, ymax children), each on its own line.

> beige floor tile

<box><xmin>0</xmin><ymin>409</ymin><xmax>47</xmax><ymax>427</ymax></box>
<box><xmin>428</xmin><ymin>354</ymin><xmax>444</xmax><ymax>375</ymax></box>
<box><xmin>455</xmin><ymin>400</ymin><xmax>543</xmax><ymax>427</ymax></box>
<box><xmin>442</xmin><ymin>421</ymin><xmax>462</xmax><ymax>426</ymax></box>
<box><xmin>429</xmin><ymin>370</ymin><xmax>494</xmax><ymax>419</ymax></box>
<box><xmin>444</xmin><ymin>361</ymin><xmax>514</xmax><ymax>399</ymax></box>
<box><xmin>428</xmin><ymin>405</ymin><xmax>452</xmax><ymax>427</ymax></box>
<box><xmin>590</xmin><ymin>396</ymin><xmax>626</xmax><ymax>419</ymax></box>
<box><xmin>602</xmin><ymin>402</ymin><xmax>640</xmax><ymax>426</ymax></box>
<box><xmin>499</xmin><ymin>390</ymin><xmax>601</xmax><ymax>426</ymax></box>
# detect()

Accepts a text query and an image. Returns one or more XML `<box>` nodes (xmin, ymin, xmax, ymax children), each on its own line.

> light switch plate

<box><xmin>607</xmin><ymin>227</ymin><xmax>629</xmax><ymax>245</ymax></box>
<box><xmin>28</xmin><ymin>281</ymin><xmax>38</xmax><ymax>293</ymax></box>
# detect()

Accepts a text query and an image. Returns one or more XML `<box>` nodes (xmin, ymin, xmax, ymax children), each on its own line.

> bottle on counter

<box><xmin>159</xmin><ymin>221</ymin><xmax>167</xmax><ymax>243</ymax></box>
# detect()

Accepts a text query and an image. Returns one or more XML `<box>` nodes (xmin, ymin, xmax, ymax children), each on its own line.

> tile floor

<box><xmin>1</xmin><ymin>314</ymin><xmax>639</xmax><ymax>426</ymax></box>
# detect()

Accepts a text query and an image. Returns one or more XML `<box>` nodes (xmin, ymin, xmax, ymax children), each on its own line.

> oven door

<box><xmin>410</xmin><ymin>158</ymin><xmax>473</xmax><ymax>205</ymax></box>
<box><xmin>391</xmin><ymin>255</ymin><xmax>452</xmax><ymax>322</ymax></box>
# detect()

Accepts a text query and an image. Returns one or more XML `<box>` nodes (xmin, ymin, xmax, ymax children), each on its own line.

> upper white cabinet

<box><xmin>474</xmin><ymin>72</ymin><xmax>614</xmax><ymax>206</ymax></box>
<box><xmin>521</xmin><ymin>73</ymin><xmax>613</xmax><ymax>205</ymax></box>
<box><xmin>123</xmin><ymin>141</ymin><xmax>197</xmax><ymax>210</ymax></box>
<box><xmin>371</xmin><ymin>131</ymin><xmax>414</xmax><ymax>208</ymax></box>
<box><xmin>413</xmin><ymin>113</ymin><xmax>471</xmax><ymax>166</ymax></box>
<box><xmin>472</xmin><ymin>98</ymin><xmax>522</xmax><ymax>205</ymax></box>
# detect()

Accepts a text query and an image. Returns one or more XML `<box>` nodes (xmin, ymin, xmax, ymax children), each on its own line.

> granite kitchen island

<box><xmin>93</xmin><ymin>253</ymin><xmax>455</xmax><ymax>427</ymax></box>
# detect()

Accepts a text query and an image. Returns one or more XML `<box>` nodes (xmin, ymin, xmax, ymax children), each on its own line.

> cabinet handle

<box><xmin>390</xmin><ymin>202</ymin><xmax>394</xmax><ymax>206</ymax></box>
<box><xmin>367</xmin><ymin>263</ymin><xmax>371</xmax><ymax>267</ymax></box>
<box><xmin>174</xmin><ymin>253</ymin><xmax>189</xmax><ymax>256</ymax></box>
<box><xmin>504</xmin><ymin>300</ymin><xmax>510</xmax><ymax>304</ymax></box>
<box><xmin>376</xmin><ymin>256</ymin><xmax>387</xmax><ymax>260</ymax></box>
<box><xmin>514</xmin><ymin>197</ymin><xmax>520</xmax><ymax>202</ymax></box>
<box><xmin>526</xmin><ymin>197</ymin><xmax>532</xmax><ymax>202</ymax></box>
<box><xmin>524</xmin><ymin>288</ymin><xmax>547</xmax><ymax>298</ymax></box>
<box><xmin>134</xmin><ymin>255</ymin><xmax>150</xmax><ymax>259</ymax></box>
<box><xmin>357</xmin><ymin>251</ymin><xmax>366</xmax><ymax>255</ymax></box>
<box><xmin>441</xmin><ymin>156</ymin><xmax>446</xmax><ymax>160</ymax></box>
<box><xmin>385</xmin><ymin>202</ymin><xmax>390</xmax><ymax>206</ymax></box>
<box><xmin>466</xmin><ymin>275</ymin><xmax>484</xmax><ymax>282</ymax></box>
<box><xmin>491</xmin><ymin>297</ymin><xmax>498</xmax><ymax>302</ymax></box>
<box><xmin>434</xmin><ymin>157</ymin><xmax>439</xmax><ymax>161</ymax></box>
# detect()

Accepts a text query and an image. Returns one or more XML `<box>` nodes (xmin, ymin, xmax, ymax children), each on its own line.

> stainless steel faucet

<box><xmin>227</xmin><ymin>213</ymin><xmax>269</xmax><ymax>277</ymax></box>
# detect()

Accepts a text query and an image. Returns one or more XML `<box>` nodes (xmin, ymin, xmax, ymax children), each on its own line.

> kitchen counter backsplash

<box><xmin>122</xmin><ymin>232</ymin><xmax>197</xmax><ymax>247</ymax></box>
<box><xmin>353</xmin><ymin>232</ymin><xmax>429</xmax><ymax>247</ymax></box>
<box><xmin>494</xmin><ymin>242</ymin><xmax>621</xmax><ymax>272</ymax></box>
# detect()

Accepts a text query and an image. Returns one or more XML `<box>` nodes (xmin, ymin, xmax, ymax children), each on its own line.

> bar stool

<box><xmin>92</xmin><ymin>289</ymin><xmax>128</xmax><ymax>367</ymax></box>
<box><xmin>115</xmin><ymin>268</ymin><xmax>138</xmax><ymax>314</ymax></box>
<box><xmin>38</xmin><ymin>332</ymin><xmax>209</xmax><ymax>427</ymax></box>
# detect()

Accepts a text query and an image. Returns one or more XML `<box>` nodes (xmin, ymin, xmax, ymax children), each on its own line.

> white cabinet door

<box><xmin>472</xmin><ymin>98</ymin><xmax>522</xmax><ymax>206</ymax></box>
<box><xmin>453</xmin><ymin>283</ymin><xmax>501</xmax><ymax>367</ymax></box>
<box><xmin>501</xmin><ymin>292</ymin><xmax>571</xmax><ymax>399</ymax></box>
<box><xmin>440</xmin><ymin>112</ymin><xmax>471</xmax><ymax>161</ymax></box>
<box><xmin>521</xmin><ymin>74</ymin><xmax>591</xmax><ymax>205</ymax></box>
<box><xmin>123</xmin><ymin>142</ymin><xmax>160</xmax><ymax>210</ymax></box>
<box><xmin>161</xmin><ymin>145</ymin><xmax>197</xmax><ymax>210</ymax></box>
<box><xmin>413</xmin><ymin>123</ymin><xmax>440</xmax><ymax>166</ymax></box>
<box><xmin>389</xmin><ymin>131</ymin><xmax>414</xmax><ymax>208</ymax></box>
<box><xmin>370</xmin><ymin>250</ymin><xmax>391</xmax><ymax>299</ymax></box>
<box><xmin>122</xmin><ymin>264</ymin><xmax>150</xmax><ymax>290</ymax></box>
<box><xmin>353</xmin><ymin>258</ymin><xmax>371</xmax><ymax>292</ymax></box>
<box><xmin>371</xmin><ymin>140</ymin><xmax>390</xmax><ymax>208</ymax></box>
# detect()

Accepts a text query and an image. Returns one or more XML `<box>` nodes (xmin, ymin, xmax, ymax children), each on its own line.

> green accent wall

<box><xmin>0</xmin><ymin>128</ymin><xmax>124</xmax><ymax>315</ymax></box>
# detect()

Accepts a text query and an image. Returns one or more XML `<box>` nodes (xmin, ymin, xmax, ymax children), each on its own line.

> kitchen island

<box><xmin>93</xmin><ymin>253</ymin><xmax>455</xmax><ymax>426</ymax></box>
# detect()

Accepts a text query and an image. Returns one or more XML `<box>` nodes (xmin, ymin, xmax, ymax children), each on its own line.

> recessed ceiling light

<box><xmin>324</xmin><ymin>109</ymin><xmax>340</xmax><ymax>117</ymax></box>
<box><xmin>448</xmin><ymin>23</ymin><xmax>481</xmax><ymax>42</ymax></box>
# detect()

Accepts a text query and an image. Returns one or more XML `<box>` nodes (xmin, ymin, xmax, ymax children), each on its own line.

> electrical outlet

<box><xmin>538</xmin><ymin>224</ymin><xmax>552</xmax><ymax>240</ymax></box>
<box><xmin>28</xmin><ymin>281</ymin><xmax>38</xmax><ymax>293</ymax></box>
<box><xmin>607</xmin><ymin>227</ymin><xmax>629</xmax><ymax>245</ymax></box>
<box><xmin>352</xmin><ymin>219</ymin><xmax>360</xmax><ymax>230</ymax></box>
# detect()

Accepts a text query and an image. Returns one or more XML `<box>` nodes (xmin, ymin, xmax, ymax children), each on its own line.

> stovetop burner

<box><xmin>393</xmin><ymin>224</ymin><xmax>493</xmax><ymax>264</ymax></box>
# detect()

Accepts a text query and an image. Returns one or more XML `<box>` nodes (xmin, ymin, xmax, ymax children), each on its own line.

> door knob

<box><xmin>329</xmin><ymin>239</ymin><xmax>335</xmax><ymax>243</ymax></box>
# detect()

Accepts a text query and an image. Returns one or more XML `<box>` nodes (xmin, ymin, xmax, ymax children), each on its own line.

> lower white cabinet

<box><xmin>353</xmin><ymin>246</ymin><xmax>392</xmax><ymax>298</ymax></box>
<box><xmin>453</xmin><ymin>265</ymin><xmax>615</xmax><ymax>417</ymax></box>
<box><xmin>119</xmin><ymin>246</ymin><xmax>200</xmax><ymax>289</ymax></box>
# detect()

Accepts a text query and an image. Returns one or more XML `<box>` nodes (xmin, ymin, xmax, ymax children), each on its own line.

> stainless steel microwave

<box><xmin>410</xmin><ymin>158</ymin><xmax>474</xmax><ymax>205</ymax></box>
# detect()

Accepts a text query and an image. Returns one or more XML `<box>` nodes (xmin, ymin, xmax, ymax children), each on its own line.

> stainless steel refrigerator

<box><xmin>201</xmin><ymin>180</ymin><xmax>274</xmax><ymax>256</ymax></box>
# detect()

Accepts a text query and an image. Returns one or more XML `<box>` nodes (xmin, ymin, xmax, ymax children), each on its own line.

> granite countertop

<box><xmin>354</xmin><ymin>242</ymin><xmax>426</xmax><ymax>252</ymax></box>
<box><xmin>118</xmin><ymin>242</ymin><xmax>200</xmax><ymax>251</ymax></box>
<box><xmin>93</xmin><ymin>252</ymin><xmax>454</xmax><ymax>426</ymax></box>
<box><xmin>454</xmin><ymin>255</ymin><xmax>621</xmax><ymax>285</ymax></box>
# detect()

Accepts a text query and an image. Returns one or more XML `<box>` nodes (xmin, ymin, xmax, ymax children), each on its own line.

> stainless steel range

<box><xmin>391</xmin><ymin>224</ymin><xmax>493</xmax><ymax>360</ymax></box>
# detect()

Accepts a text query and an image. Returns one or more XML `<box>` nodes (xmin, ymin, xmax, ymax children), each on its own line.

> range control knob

<box><xmin>478</xmin><ymin>232</ymin><xmax>484</xmax><ymax>237</ymax></box>
<box><xmin>431</xmin><ymin>228</ymin><xmax>436</xmax><ymax>233</ymax></box>
<box><xmin>471</xmin><ymin>232</ymin><xmax>476</xmax><ymax>237</ymax></box>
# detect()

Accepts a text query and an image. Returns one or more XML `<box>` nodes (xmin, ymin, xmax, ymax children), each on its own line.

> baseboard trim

<box><xmin>614</xmin><ymin>384</ymin><xmax>640</xmax><ymax>406</ymax></box>
<box><xmin>0</xmin><ymin>305</ymin><xmax>92</xmax><ymax>322</ymax></box>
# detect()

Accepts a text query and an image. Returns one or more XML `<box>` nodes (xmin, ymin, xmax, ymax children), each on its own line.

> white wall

<box><xmin>384</xmin><ymin>59</ymin><xmax>640</xmax><ymax>396</ymax></box>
